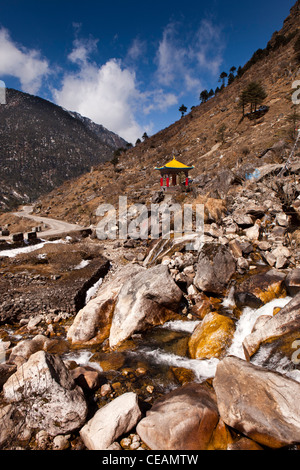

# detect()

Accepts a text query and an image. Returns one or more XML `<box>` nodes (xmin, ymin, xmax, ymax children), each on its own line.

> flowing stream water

<box><xmin>227</xmin><ymin>296</ymin><xmax>292</xmax><ymax>359</ymax></box>
<box><xmin>59</xmin><ymin>292</ymin><xmax>298</xmax><ymax>395</ymax></box>
<box><xmin>1</xmin><ymin>257</ymin><xmax>298</xmax><ymax>398</ymax></box>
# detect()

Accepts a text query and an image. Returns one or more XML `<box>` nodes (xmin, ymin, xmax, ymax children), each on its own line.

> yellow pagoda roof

<box><xmin>155</xmin><ymin>157</ymin><xmax>194</xmax><ymax>170</ymax></box>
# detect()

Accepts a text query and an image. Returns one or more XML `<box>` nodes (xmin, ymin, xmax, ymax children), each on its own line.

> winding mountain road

<box><xmin>13</xmin><ymin>206</ymin><xmax>88</xmax><ymax>238</ymax></box>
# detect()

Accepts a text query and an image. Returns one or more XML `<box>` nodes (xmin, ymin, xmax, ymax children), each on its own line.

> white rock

<box><xmin>275</xmin><ymin>256</ymin><xmax>288</xmax><ymax>269</ymax></box>
<box><xmin>52</xmin><ymin>434</ymin><xmax>70</xmax><ymax>450</ymax></box>
<box><xmin>3</xmin><ymin>351</ymin><xmax>88</xmax><ymax>436</ymax></box>
<box><xmin>80</xmin><ymin>392</ymin><xmax>142</xmax><ymax>450</ymax></box>
<box><xmin>8</xmin><ymin>334</ymin><xmax>53</xmax><ymax>365</ymax></box>
<box><xmin>272</xmin><ymin>246</ymin><xmax>291</xmax><ymax>258</ymax></box>
<box><xmin>67</xmin><ymin>264</ymin><xmax>144</xmax><ymax>345</ymax></box>
<box><xmin>245</xmin><ymin>224</ymin><xmax>261</xmax><ymax>241</ymax></box>
<box><xmin>109</xmin><ymin>265</ymin><xmax>183</xmax><ymax>348</ymax></box>
<box><xmin>276</xmin><ymin>213</ymin><xmax>290</xmax><ymax>227</ymax></box>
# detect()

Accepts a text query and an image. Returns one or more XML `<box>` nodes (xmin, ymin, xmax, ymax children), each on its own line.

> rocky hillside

<box><xmin>31</xmin><ymin>1</ymin><xmax>300</xmax><ymax>227</ymax></box>
<box><xmin>0</xmin><ymin>89</ymin><xmax>127</xmax><ymax>211</ymax></box>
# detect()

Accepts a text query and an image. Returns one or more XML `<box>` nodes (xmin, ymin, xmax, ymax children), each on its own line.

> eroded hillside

<box><xmin>31</xmin><ymin>2</ymin><xmax>300</xmax><ymax>227</ymax></box>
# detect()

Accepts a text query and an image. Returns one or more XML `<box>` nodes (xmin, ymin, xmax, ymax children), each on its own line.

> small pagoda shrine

<box><xmin>155</xmin><ymin>157</ymin><xmax>194</xmax><ymax>188</ymax></box>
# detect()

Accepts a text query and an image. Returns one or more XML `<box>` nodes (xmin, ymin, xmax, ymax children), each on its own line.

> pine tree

<box><xmin>247</xmin><ymin>82</ymin><xmax>267</xmax><ymax>112</ymax></box>
<box><xmin>238</xmin><ymin>82</ymin><xmax>267</xmax><ymax>116</ymax></box>
<box><xmin>219</xmin><ymin>71</ymin><xmax>228</xmax><ymax>87</ymax></box>
<box><xmin>237</xmin><ymin>66</ymin><xmax>243</xmax><ymax>78</ymax></box>
<box><xmin>199</xmin><ymin>89</ymin><xmax>209</xmax><ymax>103</ymax></box>
<box><xmin>179</xmin><ymin>104</ymin><xmax>187</xmax><ymax>117</ymax></box>
<box><xmin>238</xmin><ymin>89</ymin><xmax>250</xmax><ymax>117</ymax></box>
<box><xmin>227</xmin><ymin>73</ymin><xmax>235</xmax><ymax>85</ymax></box>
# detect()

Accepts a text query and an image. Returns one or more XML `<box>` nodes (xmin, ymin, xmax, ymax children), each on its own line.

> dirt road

<box><xmin>13</xmin><ymin>206</ymin><xmax>87</xmax><ymax>238</ymax></box>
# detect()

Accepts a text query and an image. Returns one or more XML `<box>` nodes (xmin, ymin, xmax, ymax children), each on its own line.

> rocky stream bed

<box><xmin>1</xmin><ymin>171</ymin><xmax>300</xmax><ymax>451</ymax></box>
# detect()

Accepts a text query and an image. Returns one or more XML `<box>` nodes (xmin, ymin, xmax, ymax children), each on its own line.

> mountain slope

<box><xmin>16</xmin><ymin>1</ymin><xmax>300</xmax><ymax>225</ymax></box>
<box><xmin>0</xmin><ymin>89</ymin><xmax>127</xmax><ymax>210</ymax></box>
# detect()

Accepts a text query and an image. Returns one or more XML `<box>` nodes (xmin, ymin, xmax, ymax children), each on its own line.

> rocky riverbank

<box><xmin>0</xmin><ymin>165</ymin><xmax>300</xmax><ymax>450</ymax></box>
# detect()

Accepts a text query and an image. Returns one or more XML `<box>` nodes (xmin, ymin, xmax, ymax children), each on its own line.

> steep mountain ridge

<box><xmin>0</xmin><ymin>89</ymin><xmax>127</xmax><ymax>211</ymax></box>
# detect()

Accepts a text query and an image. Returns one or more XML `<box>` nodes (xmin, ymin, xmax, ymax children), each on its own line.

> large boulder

<box><xmin>109</xmin><ymin>264</ymin><xmax>183</xmax><ymax>348</ymax></box>
<box><xmin>67</xmin><ymin>264</ymin><xmax>144</xmax><ymax>345</ymax></box>
<box><xmin>243</xmin><ymin>292</ymin><xmax>300</xmax><ymax>360</ymax></box>
<box><xmin>0</xmin><ymin>404</ymin><xmax>25</xmax><ymax>449</ymax></box>
<box><xmin>234</xmin><ymin>269</ymin><xmax>286</xmax><ymax>309</ymax></box>
<box><xmin>285</xmin><ymin>268</ymin><xmax>300</xmax><ymax>296</ymax></box>
<box><xmin>227</xmin><ymin>437</ymin><xmax>264</xmax><ymax>450</ymax></box>
<box><xmin>213</xmin><ymin>356</ymin><xmax>300</xmax><ymax>448</ymax></box>
<box><xmin>188</xmin><ymin>312</ymin><xmax>235</xmax><ymax>360</ymax></box>
<box><xmin>194</xmin><ymin>244</ymin><xmax>236</xmax><ymax>295</ymax></box>
<box><xmin>8</xmin><ymin>334</ymin><xmax>68</xmax><ymax>366</ymax></box>
<box><xmin>136</xmin><ymin>383</ymin><xmax>222</xmax><ymax>450</ymax></box>
<box><xmin>0</xmin><ymin>364</ymin><xmax>16</xmax><ymax>391</ymax></box>
<box><xmin>80</xmin><ymin>392</ymin><xmax>142</xmax><ymax>450</ymax></box>
<box><xmin>3</xmin><ymin>351</ymin><xmax>88</xmax><ymax>436</ymax></box>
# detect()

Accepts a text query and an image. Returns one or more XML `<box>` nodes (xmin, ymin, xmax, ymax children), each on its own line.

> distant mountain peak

<box><xmin>0</xmin><ymin>88</ymin><xmax>127</xmax><ymax>211</ymax></box>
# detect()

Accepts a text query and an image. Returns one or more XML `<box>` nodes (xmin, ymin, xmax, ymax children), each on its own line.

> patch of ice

<box><xmin>85</xmin><ymin>277</ymin><xmax>103</xmax><ymax>304</ymax></box>
<box><xmin>0</xmin><ymin>239</ymin><xmax>66</xmax><ymax>258</ymax></box>
<box><xmin>74</xmin><ymin>259</ymin><xmax>90</xmax><ymax>270</ymax></box>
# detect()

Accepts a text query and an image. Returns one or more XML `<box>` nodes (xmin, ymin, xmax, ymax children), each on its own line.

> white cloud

<box><xmin>155</xmin><ymin>23</ymin><xmax>182</xmax><ymax>87</ymax></box>
<box><xmin>155</xmin><ymin>19</ymin><xmax>224</xmax><ymax>92</ymax></box>
<box><xmin>68</xmin><ymin>36</ymin><xmax>99</xmax><ymax>65</ymax></box>
<box><xmin>53</xmin><ymin>37</ymin><xmax>182</xmax><ymax>143</ymax></box>
<box><xmin>126</xmin><ymin>37</ymin><xmax>147</xmax><ymax>62</ymax></box>
<box><xmin>0</xmin><ymin>28</ymin><xmax>49</xmax><ymax>94</ymax></box>
<box><xmin>193</xmin><ymin>19</ymin><xmax>224</xmax><ymax>76</ymax></box>
<box><xmin>143</xmin><ymin>89</ymin><xmax>178</xmax><ymax>115</ymax></box>
<box><xmin>52</xmin><ymin>38</ymin><xmax>144</xmax><ymax>143</ymax></box>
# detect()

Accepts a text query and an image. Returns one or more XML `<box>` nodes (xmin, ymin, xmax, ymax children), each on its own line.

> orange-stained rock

<box><xmin>207</xmin><ymin>418</ymin><xmax>235</xmax><ymax>450</ymax></box>
<box><xmin>170</xmin><ymin>367</ymin><xmax>195</xmax><ymax>385</ymax></box>
<box><xmin>234</xmin><ymin>269</ymin><xmax>286</xmax><ymax>309</ymax></box>
<box><xmin>227</xmin><ymin>437</ymin><xmax>264</xmax><ymax>450</ymax></box>
<box><xmin>189</xmin><ymin>312</ymin><xmax>235</xmax><ymax>360</ymax></box>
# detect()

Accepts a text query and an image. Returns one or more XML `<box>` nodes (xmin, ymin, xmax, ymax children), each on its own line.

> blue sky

<box><xmin>0</xmin><ymin>0</ymin><xmax>296</xmax><ymax>143</ymax></box>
